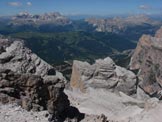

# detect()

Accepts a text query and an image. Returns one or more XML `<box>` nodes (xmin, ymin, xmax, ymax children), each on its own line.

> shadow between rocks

<box><xmin>48</xmin><ymin>106</ymin><xmax>85</xmax><ymax>122</ymax></box>
<box><xmin>60</xmin><ymin>106</ymin><xmax>85</xmax><ymax>122</ymax></box>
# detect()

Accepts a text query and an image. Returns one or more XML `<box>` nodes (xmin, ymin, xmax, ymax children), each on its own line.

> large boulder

<box><xmin>70</xmin><ymin>57</ymin><xmax>137</xmax><ymax>95</ymax></box>
<box><xmin>130</xmin><ymin>27</ymin><xmax>162</xmax><ymax>99</ymax></box>
<box><xmin>0</xmin><ymin>69</ymin><xmax>69</xmax><ymax>121</ymax></box>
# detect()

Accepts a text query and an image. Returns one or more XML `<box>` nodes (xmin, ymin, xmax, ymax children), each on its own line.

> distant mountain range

<box><xmin>10</xmin><ymin>12</ymin><xmax>71</xmax><ymax>26</ymax></box>
<box><xmin>86</xmin><ymin>15</ymin><xmax>162</xmax><ymax>41</ymax></box>
<box><xmin>0</xmin><ymin>12</ymin><xmax>162</xmax><ymax>65</ymax></box>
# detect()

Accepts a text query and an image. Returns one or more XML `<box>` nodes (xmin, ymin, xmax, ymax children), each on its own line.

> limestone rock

<box><xmin>0</xmin><ymin>37</ymin><xmax>63</xmax><ymax>78</ymax></box>
<box><xmin>155</xmin><ymin>26</ymin><xmax>162</xmax><ymax>38</ymax></box>
<box><xmin>0</xmin><ymin>37</ymin><xmax>70</xmax><ymax>121</ymax></box>
<box><xmin>70</xmin><ymin>57</ymin><xmax>137</xmax><ymax>95</ymax></box>
<box><xmin>136</xmin><ymin>86</ymin><xmax>150</xmax><ymax>100</ymax></box>
<box><xmin>0</xmin><ymin>69</ymin><xmax>69</xmax><ymax>120</ymax></box>
<box><xmin>130</xmin><ymin>27</ymin><xmax>162</xmax><ymax>99</ymax></box>
<box><xmin>65</xmin><ymin>88</ymin><xmax>144</xmax><ymax>122</ymax></box>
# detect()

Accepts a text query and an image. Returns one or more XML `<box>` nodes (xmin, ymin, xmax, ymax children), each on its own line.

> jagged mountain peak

<box><xmin>0</xmin><ymin>37</ymin><xmax>64</xmax><ymax>78</ymax></box>
<box><xmin>10</xmin><ymin>12</ymin><xmax>71</xmax><ymax>26</ymax></box>
<box><xmin>130</xmin><ymin>27</ymin><xmax>162</xmax><ymax>99</ymax></box>
<box><xmin>86</xmin><ymin>15</ymin><xmax>162</xmax><ymax>33</ymax></box>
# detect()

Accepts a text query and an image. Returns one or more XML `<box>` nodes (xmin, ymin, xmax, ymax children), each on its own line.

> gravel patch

<box><xmin>0</xmin><ymin>104</ymin><xmax>49</xmax><ymax>122</ymax></box>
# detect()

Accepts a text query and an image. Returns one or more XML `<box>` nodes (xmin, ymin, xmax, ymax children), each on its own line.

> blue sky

<box><xmin>0</xmin><ymin>0</ymin><xmax>162</xmax><ymax>16</ymax></box>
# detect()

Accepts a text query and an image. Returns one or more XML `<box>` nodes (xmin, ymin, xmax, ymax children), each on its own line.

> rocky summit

<box><xmin>2</xmin><ymin>26</ymin><xmax>162</xmax><ymax>122</ymax></box>
<box><xmin>70</xmin><ymin>57</ymin><xmax>137</xmax><ymax>95</ymax></box>
<box><xmin>0</xmin><ymin>37</ymin><xmax>63</xmax><ymax>77</ymax></box>
<box><xmin>2</xmin><ymin>1</ymin><xmax>162</xmax><ymax>121</ymax></box>
<box><xmin>130</xmin><ymin>27</ymin><xmax>162</xmax><ymax>99</ymax></box>
<box><xmin>66</xmin><ymin>55</ymin><xmax>162</xmax><ymax>122</ymax></box>
<box><xmin>0</xmin><ymin>69</ymin><xmax>69</xmax><ymax>121</ymax></box>
<box><xmin>0</xmin><ymin>37</ymin><xmax>72</xmax><ymax>122</ymax></box>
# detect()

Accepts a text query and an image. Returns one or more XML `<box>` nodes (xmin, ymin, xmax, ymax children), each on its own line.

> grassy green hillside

<box><xmin>9</xmin><ymin>31</ymin><xmax>136</xmax><ymax>64</ymax></box>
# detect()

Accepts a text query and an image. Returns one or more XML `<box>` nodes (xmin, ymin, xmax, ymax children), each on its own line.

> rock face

<box><xmin>0</xmin><ymin>69</ymin><xmax>69</xmax><ymax>119</ymax></box>
<box><xmin>130</xmin><ymin>27</ymin><xmax>162</xmax><ymax>99</ymax></box>
<box><xmin>70</xmin><ymin>57</ymin><xmax>137</xmax><ymax>95</ymax></box>
<box><xmin>67</xmin><ymin>55</ymin><xmax>162</xmax><ymax>122</ymax></box>
<box><xmin>0</xmin><ymin>38</ymin><xmax>63</xmax><ymax>77</ymax></box>
<box><xmin>0</xmin><ymin>37</ymin><xmax>70</xmax><ymax>121</ymax></box>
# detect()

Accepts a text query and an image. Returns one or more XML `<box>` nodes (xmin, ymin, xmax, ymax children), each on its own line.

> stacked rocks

<box><xmin>70</xmin><ymin>57</ymin><xmax>137</xmax><ymax>95</ymax></box>
<box><xmin>0</xmin><ymin>37</ymin><xmax>70</xmax><ymax>121</ymax></box>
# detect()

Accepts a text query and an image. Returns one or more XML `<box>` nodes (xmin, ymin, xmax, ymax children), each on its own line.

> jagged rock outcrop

<box><xmin>0</xmin><ymin>37</ymin><xmax>72</xmax><ymax>121</ymax></box>
<box><xmin>155</xmin><ymin>27</ymin><xmax>162</xmax><ymax>38</ymax></box>
<box><xmin>0</xmin><ymin>37</ymin><xmax>63</xmax><ymax>77</ymax></box>
<box><xmin>130</xmin><ymin>27</ymin><xmax>162</xmax><ymax>99</ymax></box>
<box><xmin>67</xmin><ymin>54</ymin><xmax>162</xmax><ymax>121</ymax></box>
<box><xmin>0</xmin><ymin>69</ymin><xmax>69</xmax><ymax>120</ymax></box>
<box><xmin>70</xmin><ymin>57</ymin><xmax>137</xmax><ymax>95</ymax></box>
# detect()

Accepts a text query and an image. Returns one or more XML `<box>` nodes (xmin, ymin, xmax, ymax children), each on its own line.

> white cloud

<box><xmin>139</xmin><ymin>5</ymin><xmax>151</xmax><ymax>10</ymax></box>
<box><xmin>7</xmin><ymin>2</ymin><xmax>22</xmax><ymax>7</ymax></box>
<box><xmin>27</xmin><ymin>2</ymin><xmax>32</xmax><ymax>6</ymax></box>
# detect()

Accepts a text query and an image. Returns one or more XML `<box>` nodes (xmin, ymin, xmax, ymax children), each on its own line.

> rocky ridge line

<box><xmin>130</xmin><ymin>27</ymin><xmax>162</xmax><ymax>99</ymax></box>
<box><xmin>10</xmin><ymin>12</ymin><xmax>71</xmax><ymax>26</ymax></box>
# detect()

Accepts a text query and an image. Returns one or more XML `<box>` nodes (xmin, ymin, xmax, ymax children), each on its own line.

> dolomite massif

<box><xmin>86</xmin><ymin>15</ymin><xmax>161</xmax><ymax>34</ymax></box>
<box><xmin>66</xmin><ymin>27</ymin><xmax>162</xmax><ymax>122</ymax></box>
<box><xmin>130</xmin><ymin>27</ymin><xmax>162</xmax><ymax>100</ymax></box>
<box><xmin>0</xmin><ymin>37</ymin><xmax>77</xmax><ymax>122</ymax></box>
<box><xmin>1</xmin><ymin>27</ymin><xmax>162</xmax><ymax>122</ymax></box>
<box><xmin>10</xmin><ymin>12</ymin><xmax>71</xmax><ymax>26</ymax></box>
<box><xmin>70</xmin><ymin>57</ymin><xmax>137</xmax><ymax>95</ymax></box>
